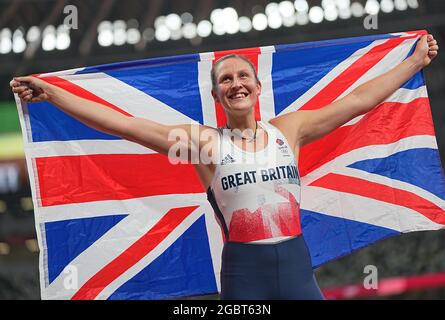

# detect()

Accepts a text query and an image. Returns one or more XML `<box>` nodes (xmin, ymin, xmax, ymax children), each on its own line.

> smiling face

<box><xmin>211</xmin><ymin>56</ymin><xmax>262</xmax><ymax>117</ymax></box>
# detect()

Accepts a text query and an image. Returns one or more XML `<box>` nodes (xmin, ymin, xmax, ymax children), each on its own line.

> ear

<box><xmin>211</xmin><ymin>89</ymin><xmax>220</xmax><ymax>103</ymax></box>
<box><xmin>256</xmin><ymin>80</ymin><xmax>262</xmax><ymax>96</ymax></box>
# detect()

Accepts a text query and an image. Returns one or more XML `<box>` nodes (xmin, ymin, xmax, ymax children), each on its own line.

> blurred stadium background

<box><xmin>1</xmin><ymin>0</ymin><xmax>445</xmax><ymax>300</ymax></box>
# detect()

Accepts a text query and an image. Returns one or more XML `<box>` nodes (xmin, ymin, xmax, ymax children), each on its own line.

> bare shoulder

<box><xmin>268</xmin><ymin>112</ymin><xmax>307</xmax><ymax>149</ymax></box>
<box><xmin>198</xmin><ymin>124</ymin><xmax>220</xmax><ymax>134</ymax></box>
<box><xmin>194</xmin><ymin>124</ymin><xmax>220</xmax><ymax>143</ymax></box>
<box><xmin>172</xmin><ymin>123</ymin><xmax>220</xmax><ymax>141</ymax></box>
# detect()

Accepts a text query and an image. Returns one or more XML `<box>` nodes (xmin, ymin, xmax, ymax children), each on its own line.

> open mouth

<box><xmin>229</xmin><ymin>92</ymin><xmax>248</xmax><ymax>100</ymax></box>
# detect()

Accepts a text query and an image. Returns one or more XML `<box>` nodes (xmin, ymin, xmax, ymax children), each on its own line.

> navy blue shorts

<box><xmin>220</xmin><ymin>235</ymin><xmax>324</xmax><ymax>300</ymax></box>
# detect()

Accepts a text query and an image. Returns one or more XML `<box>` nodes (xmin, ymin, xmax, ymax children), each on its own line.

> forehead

<box><xmin>215</xmin><ymin>57</ymin><xmax>255</xmax><ymax>77</ymax></box>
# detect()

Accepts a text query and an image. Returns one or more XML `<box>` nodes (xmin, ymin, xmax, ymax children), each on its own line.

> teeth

<box><xmin>231</xmin><ymin>93</ymin><xmax>247</xmax><ymax>99</ymax></box>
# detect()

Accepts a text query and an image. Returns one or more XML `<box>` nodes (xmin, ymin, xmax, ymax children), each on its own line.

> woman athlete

<box><xmin>11</xmin><ymin>34</ymin><xmax>438</xmax><ymax>300</ymax></box>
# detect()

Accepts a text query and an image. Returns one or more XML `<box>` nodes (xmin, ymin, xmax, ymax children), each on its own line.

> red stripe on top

<box><xmin>39</xmin><ymin>76</ymin><xmax>133</xmax><ymax>116</ymax></box>
<box><xmin>311</xmin><ymin>173</ymin><xmax>445</xmax><ymax>225</ymax></box>
<box><xmin>213</xmin><ymin>48</ymin><xmax>262</xmax><ymax>127</ymax></box>
<box><xmin>36</xmin><ymin>153</ymin><xmax>204</xmax><ymax>207</ymax></box>
<box><xmin>71</xmin><ymin>205</ymin><xmax>199</xmax><ymax>300</ymax></box>
<box><xmin>299</xmin><ymin>36</ymin><xmax>418</xmax><ymax>111</ymax></box>
<box><xmin>299</xmin><ymin>97</ymin><xmax>434</xmax><ymax>177</ymax></box>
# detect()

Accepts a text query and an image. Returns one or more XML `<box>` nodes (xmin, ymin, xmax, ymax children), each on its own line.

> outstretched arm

<box><xmin>10</xmin><ymin>76</ymin><xmax>208</xmax><ymax>157</ymax></box>
<box><xmin>279</xmin><ymin>34</ymin><xmax>439</xmax><ymax>148</ymax></box>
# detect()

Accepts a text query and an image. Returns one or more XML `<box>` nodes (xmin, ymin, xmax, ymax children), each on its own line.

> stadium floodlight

<box><xmin>170</xmin><ymin>29</ymin><xmax>182</xmax><ymax>40</ymax></box>
<box><xmin>279</xmin><ymin>1</ymin><xmax>295</xmax><ymax>18</ymax></box>
<box><xmin>25</xmin><ymin>239</ymin><xmax>39</xmax><ymax>253</ymax></box>
<box><xmin>295</xmin><ymin>12</ymin><xmax>309</xmax><ymax>25</ymax></box>
<box><xmin>339</xmin><ymin>6</ymin><xmax>352</xmax><ymax>19</ymax></box>
<box><xmin>324</xmin><ymin>6</ymin><xmax>339</xmax><ymax>21</ymax></box>
<box><xmin>394</xmin><ymin>0</ymin><xmax>408</xmax><ymax>11</ymax></box>
<box><xmin>309</xmin><ymin>6</ymin><xmax>324</xmax><ymax>23</ymax></box>
<box><xmin>127</xmin><ymin>28</ymin><xmax>141</xmax><ymax>44</ymax></box>
<box><xmin>213</xmin><ymin>22</ymin><xmax>225</xmax><ymax>35</ymax></box>
<box><xmin>113</xmin><ymin>20</ymin><xmax>126</xmax><ymax>30</ymax></box>
<box><xmin>365</xmin><ymin>0</ymin><xmax>380</xmax><ymax>15</ymax></box>
<box><xmin>381</xmin><ymin>0</ymin><xmax>395</xmax><ymax>13</ymax></box>
<box><xmin>222</xmin><ymin>7</ymin><xmax>238</xmax><ymax>21</ymax></box>
<box><xmin>181</xmin><ymin>12</ymin><xmax>193</xmax><ymax>24</ymax></box>
<box><xmin>222</xmin><ymin>7</ymin><xmax>239</xmax><ymax>34</ymax></box>
<box><xmin>351</xmin><ymin>2</ymin><xmax>365</xmax><ymax>17</ymax></box>
<box><xmin>12</xmin><ymin>29</ymin><xmax>26</xmax><ymax>53</ymax></box>
<box><xmin>154</xmin><ymin>16</ymin><xmax>166</xmax><ymax>29</ymax></box>
<box><xmin>265</xmin><ymin>2</ymin><xmax>280</xmax><ymax>16</ymax></box>
<box><xmin>268</xmin><ymin>11</ymin><xmax>283</xmax><ymax>29</ymax></box>
<box><xmin>56</xmin><ymin>25</ymin><xmax>70</xmax><ymax>50</ymax></box>
<box><xmin>98</xmin><ymin>27</ymin><xmax>113</xmax><ymax>47</ymax></box>
<box><xmin>197</xmin><ymin>20</ymin><xmax>212</xmax><ymax>37</ymax></box>
<box><xmin>252</xmin><ymin>13</ymin><xmax>268</xmax><ymax>31</ymax></box>
<box><xmin>226</xmin><ymin>20</ymin><xmax>240</xmax><ymax>34</ymax></box>
<box><xmin>210</xmin><ymin>8</ymin><xmax>223</xmax><ymax>24</ymax></box>
<box><xmin>282</xmin><ymin>14</ymin><xmax>296</xmax><ymax>27</ymax></box>
<box><xmin>294</xmin><ymin>0</ymin><xmax>309</xmax><ymax>12</ymax></box>
<box><xmin>26</xmin><ymin>26</ymin><xmax>40</xmax><ymax>43</ymax></box>
<box><xmin>165</xmin><ymin>13</ymin><xmax>182</xmax><ymax>31</ymax></box>
<box><xmin>56</xmin><ymin>32</ymin><xmax>70</xmax><ymax>50</ymax></box>
<box><xmin>0</xmin><ymin>242</ymin><xmax>11</xmax><ymax>255</ymax></box>
<box><xmin>142</xmin><ymin>28</ymin><xmax>155</xmax><ymax>42</ymax></box>
<box><xmin>182</xmin><ymin>23</ymin><xmax>197</xmax><ymax>39</ymax></box>
<box><xmin>238</xmin><ymin>16</ymin><xmax>253</xmax><ymax>33</ymax></box>
<box><xmin>407</xmin><ymin>0</ymin><xmax>419</xmax><ymax>9</ymax></box>
<box><xmin>113</xmin><ymin>20</ymin><xmax>127</xmax><ymax>46</ymax></box>
<box><xmin>335</xmin><ymin>0</ymin><xmax>350</xmax><ymax>9</ymax></box>
<box><xmin>42</xmin><ymin>25</ymin><xmax>56</xmax><ymax>51</ymax></box>
<box><xmin>127</xmin><ymin>19</ymin><xmax>139</xmax><ymax>29</ymax></box>
<box><xmin>155</xmin><ymin>25</ymin><xmax>170</xmax><ymax>41</ymax></box>
<box><xmin>322</xmin><ymin>0</ymin><xmax>336</xmax><ymax>9</ymax></box>
<box><xmin>113</xmin><ymin>31</ymin><xmax>126</xmax><ymax>46</ymax></box>
<box><xmin>98</xmin><ymin>20</ymin><xmax>112</xmax><ymax>33</ymax></box>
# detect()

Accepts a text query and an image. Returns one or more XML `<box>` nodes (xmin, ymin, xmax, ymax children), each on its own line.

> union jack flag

<box><xmin>14</xmin><ymin>30</ymin><xmax>445</xmax><ymax>300</ymax></box>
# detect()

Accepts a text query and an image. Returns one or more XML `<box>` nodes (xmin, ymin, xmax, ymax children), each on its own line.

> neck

<box><xmin>225</xmin><ymin>113</ymin><xmax>257</xmax><ymax>132</ymax></box>
<box><xmin>226</xmin><ymin>114</ymin><xmax>258</xmax><ymax>142</ymax></box>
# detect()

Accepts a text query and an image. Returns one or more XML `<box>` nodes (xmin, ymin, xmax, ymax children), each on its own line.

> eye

<box><xmin>221</xmin><ymin>76</ymin><xmax>231</xmax><ymax>83</ymax></box>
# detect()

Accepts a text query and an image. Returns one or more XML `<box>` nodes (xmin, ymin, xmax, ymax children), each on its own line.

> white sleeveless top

<box><xmin>207</xmin><ymin>120</ymin><xmax>302</xmax><ymax>244</ymax></box>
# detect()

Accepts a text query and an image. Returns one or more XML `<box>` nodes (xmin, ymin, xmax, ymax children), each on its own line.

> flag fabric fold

<box><xmin>15</xmin><ymin>30</ymin><xmax>445</xmax><ymax>300</ymax></box>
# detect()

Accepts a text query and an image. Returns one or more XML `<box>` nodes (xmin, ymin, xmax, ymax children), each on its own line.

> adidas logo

<box><xmin>221</xmin><ymin>154</ymin><xmax>236</xmax><ymax>165</ymax></box>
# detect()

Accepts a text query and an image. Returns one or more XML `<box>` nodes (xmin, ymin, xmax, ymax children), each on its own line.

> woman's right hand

<box><xmin>10</xmin><ymin>76</ymin><xmax>50</xmax><ymax>103</ymax></box>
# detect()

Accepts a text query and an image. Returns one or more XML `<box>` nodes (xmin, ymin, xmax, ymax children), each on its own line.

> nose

<box><xmin>231</xmin><ymin>76</ymin><xmax>242</xmax><ymax>89</ymax></box>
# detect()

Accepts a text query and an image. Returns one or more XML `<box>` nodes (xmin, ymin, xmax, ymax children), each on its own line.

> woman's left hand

<box><xmin>412</xmin><ymin>34</ymin><xmax>439</xmax><ymax>68</ymax></box>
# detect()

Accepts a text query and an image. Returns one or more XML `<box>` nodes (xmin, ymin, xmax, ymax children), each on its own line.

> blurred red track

<box><xmin>322</xmin><ymin>272</ymin><xmax>445</xmax><ymax>299</ymax></box>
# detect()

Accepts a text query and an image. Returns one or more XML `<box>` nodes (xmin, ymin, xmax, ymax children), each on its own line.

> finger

<box><xmin>20</xmin><ymin>89</ymin><xmax>33</xmax><ymax>97</ymax></box>
<box><xmin>429</xmin><ymin>51</ymin><xmax>438</xmax><ymax>57</ymax></box>
<box><xmin>418</xmin><ymin>35</ymin><xmax>428</xmax><ymax>48</ymax></box>
<box><xmin>10</xmin><ymin>80</ymin><xmax>24</xmax><ymax>88</ymax></box>
<box><xmin>20</xmin><ymin>93</ymin><xmax>32</xmax><ymax>101</ymax></box>
<box><xmin>17</xmin><ymin>87</ymin><xmax>31</xmax><ymax>94</ymax></box>
<box><xmin>429</xmin><ymin>45</ymin><xmax>439</xmax><ymax>51</ymax></box>
<box><xmin>428</xmin><ymin>40</ymin><xmax>437</xmax><ymax>46</ymax></box>
<box><xmin>12</xmin><ymin>87</ymin><xmax>25</xmax><ymax>94</ymax></box>
<box><xmin>12</xmin><ymin>86</ymin><xmax>30</xmax><ymax>94</ymax></box>
<box><xmin>31</xmin><ymin>97</ymin><xmax>43</xmax><ymax>103</ymax></box>
<box><xmin>14</xmin><ymin>76</ymin><xmax>35</xmax><ymax>83</ymax></box>
<box><xmin>18</xmin><ymin>91</ymin><xmax>31</xmax><ymax>99</ymax></box>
